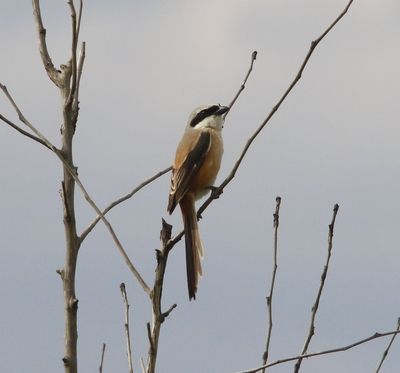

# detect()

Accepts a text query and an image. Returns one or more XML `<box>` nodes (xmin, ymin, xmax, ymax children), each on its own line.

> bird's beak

<box><xmin>215</xmin><ymin>106</ymin><xmax>230</xmax><ymax>116</ymax></box>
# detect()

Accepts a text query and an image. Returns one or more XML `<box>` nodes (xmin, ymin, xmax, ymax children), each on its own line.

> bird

<box><xmin>168</xmin><ymin>104</ymin><xmax>229</xmax><ymax>300</ymax></box>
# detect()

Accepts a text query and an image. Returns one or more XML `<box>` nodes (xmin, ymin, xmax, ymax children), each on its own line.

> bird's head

<box><xmin>187</xmin><ymin>104</ymin><xmax>229</xmax><ymax>131</ymax></box>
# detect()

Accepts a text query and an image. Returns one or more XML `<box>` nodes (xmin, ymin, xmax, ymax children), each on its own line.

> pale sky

<box><xmin>1</xmin><ymin>1</ymin><xmax>399</xmax><ymax>372</ymax></box>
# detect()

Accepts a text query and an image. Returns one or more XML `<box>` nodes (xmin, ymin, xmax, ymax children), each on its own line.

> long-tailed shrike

<box><xmin>168</xmin><ymin>104</ymin><xmax>229</xmax><ymax>300</ymax></box>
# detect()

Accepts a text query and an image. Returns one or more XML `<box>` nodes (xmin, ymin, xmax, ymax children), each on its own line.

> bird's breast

<box><xmin>191</xmin><ymin>130</ymin><xmax>223</xmax><ymax>200</ymax></box>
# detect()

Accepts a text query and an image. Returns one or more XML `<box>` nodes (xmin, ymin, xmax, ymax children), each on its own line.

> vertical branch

<box><xmin>120</xmin><ymin>283</ymin><xmax>134</xmax><ymax>373</ymax></box>
<box><xmin>146</xmin><ymin>219</ymin><xmax>177</xmax><ymax>373</ymax></box>
<box><xmin>98</xmin><ymin>343</ymin><xmax>106</xmax><ymax>373</ymax></box>
<box><xmin>262</xmin><ymin>197</ymin><xmax>282</xmax><ymax>371</ymax></box>
<box><xmin>66</xmin><ymin>0</ymin><xmax>78</xmax><ymax>108</ymax></box>
<box><xmin>32</xmin><ymin>1</ymin><xmax>86</xmax><ymax>372</ymax></box>
<box><xmin>376</xmin><ymin>317</ymin><xmax>400</xmax><ymax>372</ymax></box>
<box><xmin>293</xmin><ymin>204</ymin><xmax>339</xmax><ymax>373</ymax></box>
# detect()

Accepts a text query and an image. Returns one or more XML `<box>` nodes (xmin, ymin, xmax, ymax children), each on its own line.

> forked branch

<box><xmin>0</xmin><ymin>82</ymin><xmax>151</xmax><ymax>296</ymax></box>
<box><xmin>375</xmin><ymin>317</ymin><xmax>400</xmax><ymax>372</ymax></box>
<box><xmin>236</xmin><ymin>330</ymin><xmax>400</xmax><ymax>373</ymax></box>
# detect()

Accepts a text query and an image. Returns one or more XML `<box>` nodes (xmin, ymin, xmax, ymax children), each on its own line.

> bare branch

<box><xmin>79</xmin><ymin>166</ymin><xmax>172</xmax><ymax>243</ymax></box>
<box><xmin>225</xmin><ymin>50</ymin><xmax>257</xmax><ymax>117</ymax></box>
<box><xmin>98</xmin><ymin>343</ymin><xmax>106</xmax><ymax>373</ymax></box>
<box><xmin>376</xmin><ymin>318</ymin><xmax>400</xmax><ymax>372</ymax></box>
<box><xmin>236</xmin><ymin>330</ymin><xmax>400</xmax><ymax>373</ymax></box>
<box><xmin>76</xmin><ymin>1</ymin><xmax>83</xmax><ymax>38</ymax></box>
<box><xmin>66</xmin><ymin>0</ymin><xmax>78</xmax><ymax>108</ymax></box>
<box><xmin>120</xmin><ymin>283</ymin><xmax>134</xmax><ymax>373</ymax></box>
<box><xmin>72</xmin><ymin>41</ymin><xmax>86</xmax><ymax>123</ymax></box>
<box><xmin>32</xmin><ymin>0</ymin><xmax>69</xmax><ymax>88</ymax></box>
<box><xmin>146</xmin><ymin>219</ymin><xmax>177</xmax><ymax>373</ymax></box>
<box><xmin>1</xmin><ymin>82</ymin><xmax>151</xmax><ymax>296</ymax></box>
<box><xmin>66</xmin><ymin>160</ymin><xmax>152</xmax><ymax>295</ymax></box>
<box><xmin>294</xmin><ymin>203</ymin><xmax>339</xmax><ymax>372</ymax></box>
<box><xmin>162</xmin><ymin>303</ymin><xmax>177</xmax><ymax>319</ymax></box>
<box><xmin>261</xmin><ymin>197</ymin><xmax>282</xmax><ymax>371</ymax></box>
<box><xmin>0</xmin><ymin>111</ymin><xmax>51</xmax><ymax>150</ymax></box>
<box><xmin>0</xmin><ymin>83</ymin><xmax>59</xmax><ymax>152</ymax></box>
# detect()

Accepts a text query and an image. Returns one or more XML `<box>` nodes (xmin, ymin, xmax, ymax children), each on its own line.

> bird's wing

<box><xmin>167</xmin><ymin>130</ymin><xmax>211</xmax><ymax>214</ymax></box>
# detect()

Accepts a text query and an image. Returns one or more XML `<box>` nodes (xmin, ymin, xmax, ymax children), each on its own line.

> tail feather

<box><xmin>180</xmin><ymin>194</ymin><xmax>203</xmax><ymax>300</ymax></box>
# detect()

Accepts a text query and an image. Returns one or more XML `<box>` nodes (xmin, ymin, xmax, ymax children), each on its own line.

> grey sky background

<box><xmin>1</xmin><ymin>1</ymin><xmax>399</xmax><ymax>372</ymax></box>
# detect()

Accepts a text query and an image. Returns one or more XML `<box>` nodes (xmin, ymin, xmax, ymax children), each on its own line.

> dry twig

<box><xmin>236</xmin><ymin>330</ymin><xmax>400</xmax><ymax>373</ymax></box>
<box><xmin>0</xmin><ymin>111</ymin><xmax>50</xmax><ymax>149</ymax></box>
<box><xmin>261</xmin><ymin>197</ymin><xmax>282</xmax><ymax>371</ymax></box>
<box><xmin>79</xmin><ymin>166</ymin><xmax>172</xmax><ymax>243</ymax></box>
<box><xmin>376</xmin><ymin>317</ymin><xmax>400</xmax><ymax>372</ymax></box>
<box><xmin>293</xmin><ymin>204</ymin><xmax>339</xmax><ymax>372</ymax></box>
<box><xmin>226</xmin><ymin>50</ymin><xmax>257</xmax><ymax>113</ymax></box>
<box><xmin>120</xmin><ymin>283</ymin><xmax>134</xmax><ymax>373</ymax></box>
<box><xmin>99</xmin><ymin>343</ymin><xmax>106</xmax><ymax>373</ymax></box>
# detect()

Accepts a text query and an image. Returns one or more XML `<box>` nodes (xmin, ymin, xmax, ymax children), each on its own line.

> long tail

<box><xmin>180</xmin><ymin>194</ymin><xmax>203</xmax><ymax>300</ymax></box>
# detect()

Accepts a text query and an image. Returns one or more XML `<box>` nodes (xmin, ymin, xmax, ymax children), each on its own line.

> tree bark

<box><xmin>60</xmin><ymin>91</ymin><xmax>80</xmax><ymax>373</ymax></box>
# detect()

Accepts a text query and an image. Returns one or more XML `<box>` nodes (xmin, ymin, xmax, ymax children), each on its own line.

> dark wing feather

<box><xmin>168</xmin><ymin>131</ymin><xmax>211</xmax><ymax>214</ymax></box>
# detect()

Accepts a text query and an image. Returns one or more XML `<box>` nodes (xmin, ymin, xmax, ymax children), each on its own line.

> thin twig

<box><xmin>261</xmin><ymin>197</ymin><xmax>282</xmax><ymax>371</ymax></box>
<box><xmin>376</xmin><ymin>318</ymin><xmax>400</xmax><ymax>372</ymax></box>
<box><xmin>236</xmin><ymin>330</ymin><xmax>400</xmax><ymax>373</ymax></box>
<box><xmin>72</xmin><ymin>41</ymin><xmax>86</xmax><ymax>123</ymax></box>
<box><xmin>293</xmin><ymin>203</ymin><xmax>339</xmax><ymax>372</ymax></box>
<box><xmin>0</xmin><ymin>84</ymin><xmax>59</xmax><ymax>153</ymax></box>
<box><xmin>76</xmin><ymin>0</ymin><xmax>83</xmax><ymax>38</ymax></box>
<box><xmin>99</xmin><ymin>343</ymin><xmax>106</xmax><ymax>373</ymax></box>
<box><xmin>0</xmin><ymin>83</ymin><xmax>151</xmax><ymax>296</ymax></box>
<box><xmin>120</xmin><ymin>283</ymin><xmax>134</xmax><ymax>373</ymax></box>
<box><xmin>225</xmin><ymin>50</ymin><xmax>257</xmax><ymax>116</ymax></box>
<box><xmin>66</xmin><ymin>0</ymin><xmax>78</xmax><ymax>107</ymax></box>
<box><xmin>79</xmin><ymin>166</ymin><xmax>172</xmax><ymax>243</ymax></box>
<box><xmin>0</xmin><ymin>112</ymin><xmax>50</xmax><ymax>149</ymax></box>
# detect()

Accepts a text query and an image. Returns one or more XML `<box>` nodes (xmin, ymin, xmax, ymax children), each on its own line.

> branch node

<box><xmin>62</xmin><ymin>356</ymin><xmax>71</xmax><ymax>366</ymax></box>
<box><xmin>56</xmin><ymin>269</ymin><xmax>65</xmax><ymax>279</ymax></box>
<box><xmin>68</xmin><ymin>297</ymin><xmax>79</xmax><ymax>310</ymax></box>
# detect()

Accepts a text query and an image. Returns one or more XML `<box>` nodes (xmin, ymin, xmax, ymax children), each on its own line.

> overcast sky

<box><xmin>1</xmin><ymin>1</ymin><xmax>399</xmax><ymax>372</ymax></box>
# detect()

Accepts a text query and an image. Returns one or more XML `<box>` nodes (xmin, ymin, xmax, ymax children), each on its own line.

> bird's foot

<box><xmin>208</xmin><ymin>186</ymin><xmax>223</xmax><ymax>199</ymax></box>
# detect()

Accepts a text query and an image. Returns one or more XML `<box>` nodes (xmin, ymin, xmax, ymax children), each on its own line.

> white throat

<box><xmin>195</xmin><ymin>115</ymin><xmax>224</xmax><ymax>131</ymax></box>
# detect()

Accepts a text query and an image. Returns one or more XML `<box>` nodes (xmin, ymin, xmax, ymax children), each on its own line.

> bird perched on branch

<box><xmin>168</xmin><ymin>104</ymin><xmax>229</xmax><ymax>300</ymax></box>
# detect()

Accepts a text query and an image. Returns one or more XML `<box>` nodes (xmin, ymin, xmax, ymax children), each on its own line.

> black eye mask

<box><xmin>189</xmin><ymin>105</ymin><xmax>220</xmax><ymax>127</ymax></box>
